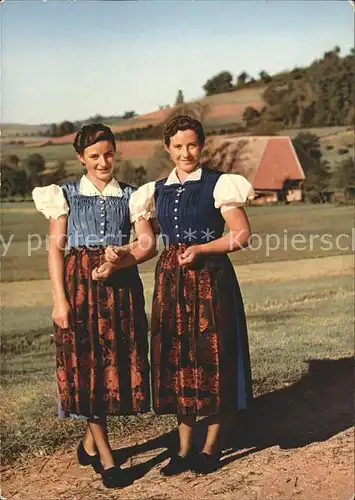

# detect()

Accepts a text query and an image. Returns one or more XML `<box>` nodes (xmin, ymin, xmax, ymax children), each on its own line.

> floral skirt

<box><xmin>54</xmin><ymin>247</ymin><xmax>150</xmax><ymax>418</ymax></box>
<box><xmin>151</xmin><ymin>244</ymin><xmax>253</xmax><ymax>416</ymax></box>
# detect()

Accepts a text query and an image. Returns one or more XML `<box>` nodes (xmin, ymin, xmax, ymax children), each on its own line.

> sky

<box><xmin>1</xmin><ymin>0</ymin><xmax>354</xmax><ymax>125</ymax></box>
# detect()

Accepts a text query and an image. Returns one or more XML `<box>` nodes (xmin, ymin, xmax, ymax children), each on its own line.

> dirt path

<box><xmin>1</xmin><ymin>428</ymin><xmax>353</xmax><ymax>500</ymax></box>
<box><xmin>2</xmin><ymin>358</ymin><xmax>353</xmax><ymax>500</ymax></box>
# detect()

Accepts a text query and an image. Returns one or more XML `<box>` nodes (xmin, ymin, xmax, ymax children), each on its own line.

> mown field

<box><xmin>1</xmin><ymin>204</ymin><xmax>354</xmax><ymax>465</ymax></box>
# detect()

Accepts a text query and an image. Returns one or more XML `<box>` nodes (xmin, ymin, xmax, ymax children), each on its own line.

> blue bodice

<box><xmin>62</xmin><ymin>180</ymin><xmax>135</xmax><ymax>248</ymax></box>
<box><xmin>154</xmin><ymin>168</ymin><xmax>225</xmax><ymax>246</ymax></box>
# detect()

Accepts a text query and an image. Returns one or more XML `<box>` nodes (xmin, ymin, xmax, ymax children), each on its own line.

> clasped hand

<box><xmin>92</xmin><ymin>246</ymin><xmax>127</xmax><ymax>281</ymax></box>
<box><xmin>177</xmin><ymin>246</ymin><xmax>201</xmax><ymax>267</ymax></box>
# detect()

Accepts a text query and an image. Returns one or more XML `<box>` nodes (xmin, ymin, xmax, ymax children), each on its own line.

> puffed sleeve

<box><xmin>129</xmin><ymin>181</ymin><xmax>156</xmax><ymax>223</ymax></box>
<box><xmin>32</xmin><ymin>184</ymin><xmax>69</xmax><ymax>219</ymax></box>
<box><xmin>213</xmin><ymin>174</ymin><xmax>255</xmax><ymax>213</ymax></box>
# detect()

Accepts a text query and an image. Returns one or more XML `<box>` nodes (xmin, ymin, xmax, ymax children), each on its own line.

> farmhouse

<box><xmin>205</xmin><ymin>135</ymin><xmax>306</xmax><ymax>203</ymax></box>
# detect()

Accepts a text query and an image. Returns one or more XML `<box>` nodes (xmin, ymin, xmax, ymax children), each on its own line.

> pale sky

<box><xmin>1</xmin><ymin>0</ymin><xmax>354</xmax><ymax>124</ymax></box>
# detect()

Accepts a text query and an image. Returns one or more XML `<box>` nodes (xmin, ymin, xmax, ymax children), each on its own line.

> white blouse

<box><xmin>129</xmin><ymin>167</ymin><xmax>255</xmax><ymax>223</ymax></box>
<box><xmin>32</xmin><ymin>184</ymin><xmax>69</xmax><ymax>220</ymax></box>
<box><xmin>32</xmin><ymin>176</ymin><xmax>123</xmax><ymax>219</ymax></box>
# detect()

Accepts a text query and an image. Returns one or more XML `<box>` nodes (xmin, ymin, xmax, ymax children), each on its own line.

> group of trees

<box><xmin>44</xmin><ymin>110</ymin><xmax>139</xmax><ymax>138</ymax></box>
<box><xmin>202</xmin><ymin>46</ymin><xmax>354</xmax><ymax>130</ymax></box>
<box><xmin>236</xmin><ymin>47</ymin><xmax>355</xmax><ymax>131</ymax></box>
<box><xmin>260</xmin><ymin>47</ymin><xmax>354</xmax><ymax>128</ymax></box>
<box><xmin>46</xmin><ymin>121</ymin><xmax>76</xmax><ymax>138</ymax></box>
<box><xmin>292</xmin><ymin>133</ymin><xmax>331</xmax><ymax>192</ymax></box>
<box><xmin>0</xmin><ymin>150</ymin><xmax>149</xmax><ymax>199</ymax></box>
<box><xmin>292</xmin><ymin>131</ymin><xmax>355</xmax><ymax>198</ymax></box>
<box><xmin>115</xmin><ymin>124</ymin><xmax>163</xmax><ymax>141</ymax></box>
<box><xmin>202</xmin><ymin>69</ymin><xmax>272</xmax><ymax>96</ymax></box>
<box><xmin>117</xmin><ymin>161</ymin><xmax>147</xmax><ymax>187</ymax></box>
<box><xmin>1</xmin><ymin>153</ymin><xmax>47</xmax><ymax>198</ymax></box>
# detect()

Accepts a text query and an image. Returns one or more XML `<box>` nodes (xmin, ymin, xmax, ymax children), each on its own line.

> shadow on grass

<box><xmin>112</xmin><ymin>356</ymin><xmax>354</xmax><ymax>481</ymax></box>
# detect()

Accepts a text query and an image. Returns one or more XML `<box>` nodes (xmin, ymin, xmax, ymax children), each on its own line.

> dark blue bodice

<box><xmin>62</xmin><ymin>180</ymin><xmax>135</xmax><ymax>248</ymax></box>
<box><xmin>154</xmin><ymin>168</ymin><xmax>225</xmax><ymax>246</ymax></box>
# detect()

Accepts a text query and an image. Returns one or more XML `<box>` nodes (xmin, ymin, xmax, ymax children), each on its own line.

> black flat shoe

<box><xmin>192</xmin><ymin>452</ymin><xmax>220</xmax><ymax>474</ymax></box>
<box><xmin>160</xmin><ymin>454</ymin><xmax>192</xmax><ymax>477</ymax></box>
<box><xmin>101</xmin><ymin>466</ymin><xmax>132</xmax><ymax>489</ymax></box>
<box><xmin>77</xmin><ymin>440</ymin><xmax>100</xmax><ymax>473</ymax></box>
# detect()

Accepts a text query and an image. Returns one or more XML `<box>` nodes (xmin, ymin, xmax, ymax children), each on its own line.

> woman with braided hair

<box><xmin>32</xmin><ymin>123</ymin><xmax>155</xmax><ymax>488</ymax></box>
<box><xmin>126</xmin><ymin>115</ymin><xmax>255</xmax><ymax>475</ymax></box>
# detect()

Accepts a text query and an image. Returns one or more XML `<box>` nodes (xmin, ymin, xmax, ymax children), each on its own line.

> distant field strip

<box><xmin>1</xmin><ymin>254</ymin><xmax>352</xmax><ymax>310</ymax></box>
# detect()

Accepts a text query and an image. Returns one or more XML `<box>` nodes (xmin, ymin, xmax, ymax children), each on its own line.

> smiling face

<box><xmin>165</xmin><ymin>129</ymin><xmax>203</xmax><ymax>174</ymax></box>
<box><xmin>78</xmin><ymin>140</ymin><xmax>116</xmax><ymax>186</ymax></box>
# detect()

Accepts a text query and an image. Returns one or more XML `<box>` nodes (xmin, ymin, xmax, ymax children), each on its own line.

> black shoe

<box><xmin>101</xmin><ymin>466</ymin><xmax>132</xmax><ymax>489</ymax></box>
<box><xmin>160</xmin><ymin>454</ymin><xmax>192</xmax><ymax>477</ymax></box>
<box><xmin>192</xmin><ymin>452</ymin><xmax>220</xmax><ymax>474</ymax></box>
<box><xmin>77</xmin><ymin>440</ymin><xmax>100</xmax><ymax>473</ymax></box>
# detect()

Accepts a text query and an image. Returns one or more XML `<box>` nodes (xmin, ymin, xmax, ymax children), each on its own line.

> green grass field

<box><xmin>1</xmin><ymin>203</ymin><xmax>353</xmax><ymax>282</ymax></box>
<box><xmin>2</xmin><ymin>143</ymin><xmax>76</xmax><ymax>163</ymax></box>
<box><xmin>1</xmin><ymin>204</ymin><xmax>354</xmax><ymax>465</ymax></box>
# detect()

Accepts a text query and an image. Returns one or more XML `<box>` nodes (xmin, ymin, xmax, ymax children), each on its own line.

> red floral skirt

<box><xmin>151</xmin><ymin>244</ymin><xmax>253</xmax><ymax>416</ymax></box>
<box><xmin>54</xmin><ymin>247</ymin><xmax>150</xmax><ymax>418</ymax></box>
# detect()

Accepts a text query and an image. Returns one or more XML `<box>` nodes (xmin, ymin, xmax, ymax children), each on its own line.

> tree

<box><xmin>24</xmin><ymin>153</ymin><xmax>46</xmax><ymax>189</ymax></box>
<box><xmin>292</xmin><ymin>132</ymin><xmax>330</xmax><ymax>191</ymax></box>
<box><xmin>335</xmin><ymin>157</ymin><xmax>355</xmax><ymax>188</ymax></box>
<box><xmin>259</xmin><ymin>70</ymin><xmax>272</xmax><ymax>83</ymax></box>
<box><xmin>25</xmin><ymin>153</ymin><xmax>45</xmax><ymax>173</ymax></box>
<box><xmin>175</xmin><ymin>89</ymin><xmax>184</xmax><ymax>105</ymax></box>
<box><xmin>58</xmin><ymin>121</ymin><xmax>75</xmax><ymax>136</ymax></box>
<box><xmin>165</xmin><ymin>101</ymin><xmax>210</xmax><ymax>125</ymax></box>
<box><xmin>236</xmin><ymin>72</ymin><xmax>249</xmax><ymax>87</ymax></box>
<box><xmin>117</xmin><ymin>160</ymin><xmax>147</xmax><ymax>187</ymax></box>
<box><xmin>202</xmin><ymin>71</ymin><xmax>233</xmax><ymax>96</ymax></box>
<box><xmin>242</xmin><ymin>106</ymin><xmax>261</xmax><ymax>126</ymax></box>
<box><xmin>0</xmin><ymin>164</ymin><xmax>27</xmax><ymax>198</ymax></box>
<box><xmin>92</xmin><ymin>114</ymin><xmax>104</xmax><ymax>122</ymax></box>
<box><xmin>50</xmin><ymin>123</ymin><xmax>58</xmax><ymax>137</ymax></box>
<box><xmin>122</xmin><ymin>111</ymin><xmax>137</xmax><ymax>119</ymax></box>
<box><xmin>3</xmin><ymin>154</ymin><xmax>20</xmax><ymax>167</ymax></box>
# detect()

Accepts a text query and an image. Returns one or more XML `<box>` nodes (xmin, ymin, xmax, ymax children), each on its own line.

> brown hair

<box><xmin>73</xmin><ymin>123</ymin><xmax>116</xmax><ymax>154</ymax></box>
<box><xmin>163</xmin><ymin>115</ymin><xmax>205</xmax><ymax>147</ymax></box>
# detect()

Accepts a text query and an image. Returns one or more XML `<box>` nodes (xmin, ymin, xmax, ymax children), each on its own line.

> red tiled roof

<box><xmin>253</xmin><ymin>137</ymin><xmax>305</xmax><ymax>190</ymax></box>
<box><xmin>206</xmin><ymin>135</ymin><xmax>305</xmax><ymax>190</ymax></box>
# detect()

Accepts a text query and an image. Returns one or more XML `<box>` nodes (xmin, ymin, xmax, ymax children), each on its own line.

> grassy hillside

<box><xmin>2</xmin><ymin>47</ymin><xmax>353</xmax><ymax>190</ymax></box>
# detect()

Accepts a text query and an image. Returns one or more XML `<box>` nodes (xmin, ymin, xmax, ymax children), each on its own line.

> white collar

<box><xmin>164</xmin><ymin>166</ymin><xmax>202</xmax><ymax>185</ymax></box>
<box><xmin>79</xmin><ymin>175</ymin><xmax>123</xmax><ymax>197</ymax></box>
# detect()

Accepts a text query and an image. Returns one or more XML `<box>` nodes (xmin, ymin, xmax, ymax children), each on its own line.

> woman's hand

<box><xmin>178</xmin><ymin>246</ymin><xmax>202</xmax><ymax>267</ymax></box>
<box><xmin>92</xmin><ymin>261</ymin><xmax>116</xmax><ymax>281</ymax></box>
<box><xmin>52</xmin><ymin>299</ymin><xmax>72</xmax><ymax>329</ymax></box>
<box><xmin>105</xmin><ymin>245</ymin><xmax>127</xmax><ymax>265</ymax></box>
